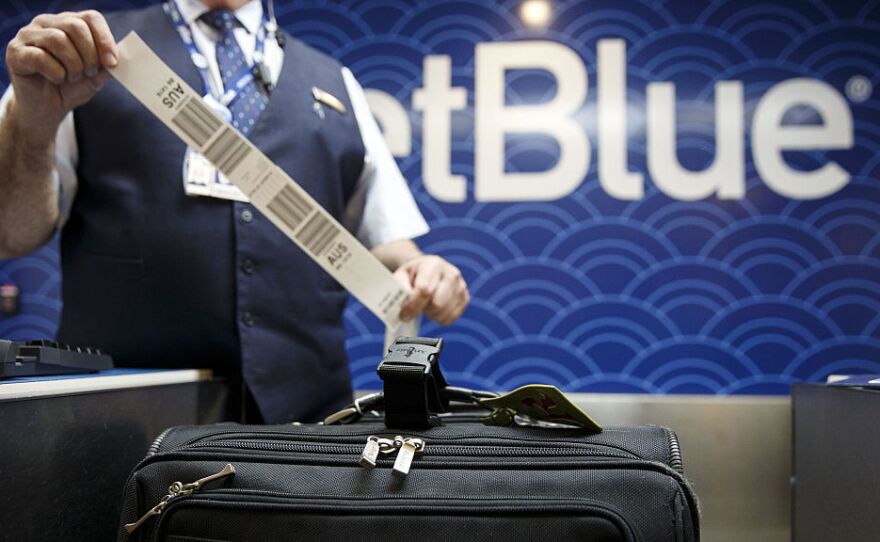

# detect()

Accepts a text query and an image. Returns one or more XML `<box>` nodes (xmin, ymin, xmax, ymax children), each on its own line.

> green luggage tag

<box><xmin>479</xmin><ymin>385</ymin><xmax>602</xmax><ymax>433</ymax></box>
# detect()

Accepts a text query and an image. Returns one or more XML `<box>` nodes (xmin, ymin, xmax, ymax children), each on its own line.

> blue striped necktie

<box><xmin>199</xmin><ymin>10</ymin><xmax>269</xmax><ymax>136</ymax></box>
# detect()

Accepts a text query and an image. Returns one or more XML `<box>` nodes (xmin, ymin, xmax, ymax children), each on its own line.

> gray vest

<box><xmin>59</xmin><ymin>4</ymin><xmax>365</xmax><ymax>423</ymax></box>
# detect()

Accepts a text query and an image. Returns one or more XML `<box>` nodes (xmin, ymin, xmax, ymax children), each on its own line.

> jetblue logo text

<box><xmin>367</xmin><ymin>39</ymin><xmax>855</xmax><ymax>202</ymax></box>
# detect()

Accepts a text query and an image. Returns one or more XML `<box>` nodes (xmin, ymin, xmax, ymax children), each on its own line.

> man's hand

<box><xmin>394</xmin><ymin>255</ymin><xmax>469</xmax><ymax>325</ymax></box>
<box><xmin>5</xmin><ymin>10</ymin><xmax>118</xmax><ymax>139</ymax></box>
<box><xmin>370</xmin><ymin>240</ymin><xmax>470</xmax><ymax>325</ymax></box>
<box><xmin>0</xmin><ymin>10</ymin><xmax>117</xmax><ymax>257</ymax></box>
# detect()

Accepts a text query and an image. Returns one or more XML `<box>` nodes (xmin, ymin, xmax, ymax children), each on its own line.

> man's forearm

<box><xmin>370</xmin><ymin>239</ymin><xmax>424</xmax><ymax>271</ymax></box>
<box><xmin>0</xmin><ymin>95</ymin><xmax>60</xmax><ymax>259</ymax></box>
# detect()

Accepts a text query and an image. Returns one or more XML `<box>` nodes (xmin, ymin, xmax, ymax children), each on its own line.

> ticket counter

<box><xmin>0</xmin><ymin>370</ymin><xmax>230</xmax><ymax>542</ymax></box>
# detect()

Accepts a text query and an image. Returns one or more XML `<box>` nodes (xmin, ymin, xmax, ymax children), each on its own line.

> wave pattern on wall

<box><xmin>2</xmin><ymin>0</ymin><xmax>879</xmax><ymax>394</ymax></box>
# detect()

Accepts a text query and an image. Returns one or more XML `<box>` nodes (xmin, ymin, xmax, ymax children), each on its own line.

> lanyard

<box><xmin>163</xmin><ymin>0</ymin><xmax>269</xmax><ymax>107</ymax></box>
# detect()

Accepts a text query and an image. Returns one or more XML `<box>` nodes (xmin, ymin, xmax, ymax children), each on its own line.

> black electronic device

<box><xmin>0</xmin><ymin>339</ymin><xmax>114</xmax><ymax>379</ymax></box>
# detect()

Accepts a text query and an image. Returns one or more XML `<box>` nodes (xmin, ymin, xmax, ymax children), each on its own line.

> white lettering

<box><xmin>412</xmin><ymin>56</ymin><xmax>467</xmax><ymax>202</ymax></box>
<box><xmin>475</xmin><ymin>41</ymin><xmax>589</xmax><ymax>201</ymax></box>
<box><xmin>378</xmin><ymin>40</ymin><xmax>855</xmax><ymax>203</ymax></box>
<box><xmin>364</xmin><ymin>89</ymin><xmax>412</xmax><ymax>157</ymax></box>
<box><xmin>647</xmin><ymin>81</ymin><xmax>744</xmax><ymax>200</ymax></box>
<box><xmin>598</xmin><ymin>39</ymin><xmax>643</xmax><ymax>200</ymax></box>
<box><xmin>752</xmin><ymin>78</ymin><xmax>852</xmax><ymax>199</ymax></box>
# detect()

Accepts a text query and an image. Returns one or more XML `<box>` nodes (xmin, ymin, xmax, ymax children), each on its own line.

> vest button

<box><xmin>240</xmin><ymin>209</ymin><xmax>254</xmax><ymax>223</ymax></box>
<box><xmin>241</xmin><ymin>259</ymin><xmax>255</xmax><ymax>275</ymax></box>
<box><xmin>242</xmin><ymin>311</ymin><xmax>255</xmax><ymax>327</ymax></box>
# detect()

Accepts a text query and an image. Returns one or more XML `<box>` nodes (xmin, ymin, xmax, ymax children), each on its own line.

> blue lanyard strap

<box><xmin>163</xmin><ymin>0</ymin><xmax>269</xmax><ymax>105</ymax></box>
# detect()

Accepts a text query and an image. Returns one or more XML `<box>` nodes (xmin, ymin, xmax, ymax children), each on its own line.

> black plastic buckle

<box><xmin>377</xmin><ymin>336</ymin><xmax>449</xmax><ymax>429</ymax></box>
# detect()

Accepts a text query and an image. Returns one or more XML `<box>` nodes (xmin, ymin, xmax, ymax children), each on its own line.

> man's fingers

<box><xmin>439</xmin><ymin>292</ymin><xmax>469</xmax><ymax>325</ymax></box>
<box><xmin>400</xmin><ymin>282</ymin><xmax>436</xmax><ymax>320</ymax></box>
<box><xmin>399</xmin><ymin>259</ymin><xmax>443</xmax><ymax>320</ymax></box>
<box><xmin>5</xmin><ymin>12</ymin><xmax>112</xmax><ymax>86</ymax></box>
<box><xmin>427</xmin><ymin>275</ymin><xmax>469</xmax><ymax>325</ymax></box>
<box><xmin>427</xmin><ymin>274</ymin><xmax>458</xmax><ymax>315</ymax></box>
<box><xmin>7</xmin><ymin>44</ymin><xmax>66</xmax><ymax>84</ymax></box>
<box><xmin>78</xmin><ymin>10</ymin><xmax>117</xmax><ymax>68</ymax></box>
<box><xmin>55</xmin><ymin>16</ymin><xmax>100</xmax><ymax>77</ymax></box>
<box><xmin>393</xmin><ymin>255</ymin><xmax>470</xmax><ymax>323</ymax></box>
<box><xmin>19</xmin><ymin>26</ymin><xmax>84</xmax><ymax>81</ymax></box>
<box><xmin>395</xmin><ymin>256</ymin><xmax>471</xmax><ymax>323</ymax></box>
<box><xmin>89</xmin><ymin>68</ymin><xmax>112</xmax><ymax>91</ymax></box>
<box><xmin>453</xmin><ymin>282</ymin><xmax>470</xmax><ymax>321</ymax></box>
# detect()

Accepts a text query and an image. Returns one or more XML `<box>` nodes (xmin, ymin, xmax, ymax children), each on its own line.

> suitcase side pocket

<box><xmin>154</xmin><ymin>494</ymin><xmax>638</xmax><ymax>542</ymax></box>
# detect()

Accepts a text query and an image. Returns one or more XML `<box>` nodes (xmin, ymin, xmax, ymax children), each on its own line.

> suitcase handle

<box><xmin>377</xmin><ymin>336</ymin><xmax>448</xmax><ymax>429</ymax></box>
<box><xmin>323</xmin><ymin>337</ymin><xmax>499</xmax><ymax>427</ymax></box>
<box><xmin>323</xmin><ymin>386</ymin><xmax>499</xmax><ymax>426</ymax></box>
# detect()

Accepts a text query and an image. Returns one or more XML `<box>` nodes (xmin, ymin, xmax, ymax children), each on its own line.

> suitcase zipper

<box><xmin>169</xmin><ymin>427</ymin><xmax>671</xmax><ymax>468</ymax></box>
<box><xmin>160</xmin><ymin>426</ymin><xmax>679</xmax><ymax>469</ymax></box>
<box><xmin>150</xmin><ymin>493</ymin><xmax>638</xmax><ymax>542</ymax></box>
<box><xmin>124</xmin><ymin>463</ymin><xmax>236</xmax><ymax>534</ymax></box>
<box><xmin>147</xmin><ymin>427</ymin><xmax>175</xmax><ymax>457</ymax></box>
<box><xmin>666</xmin><ymin>428</ymin><xmax>684</xmax><ymax>473</ymax></box>
<box><xmin>178</xmin><ymin>427</ymin><xmax>639</xmax><ymax>452</ymax></box>
<box><xmin>182</xmin><ymin>435</ymin><xmax>633</xmax><ymax>477</ymax></box>
<box><xmin>185</xmin><ymin>431</ymin><xmax>637</xmax><ymax>457</ymax></box>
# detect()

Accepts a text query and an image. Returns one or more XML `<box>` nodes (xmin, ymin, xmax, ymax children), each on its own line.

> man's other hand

<box><xmin>395</xmin><ymin>255</ymin><xmax>469</xmax><ymax>325</ymax></box>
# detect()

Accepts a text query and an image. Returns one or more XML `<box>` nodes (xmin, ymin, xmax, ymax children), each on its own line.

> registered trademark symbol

<box><xmin>845</xmin><ymin>75</ymin><xmax>873</xmax><ymax>103</ymax></box>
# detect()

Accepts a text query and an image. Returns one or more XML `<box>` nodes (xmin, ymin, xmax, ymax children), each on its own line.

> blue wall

<box><xmin>2</xmin><ymin>0</ymin><xmax>879</xmax><ymax>394</ymax></box>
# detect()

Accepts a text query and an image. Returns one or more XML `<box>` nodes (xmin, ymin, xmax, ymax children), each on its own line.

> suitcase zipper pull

<box><xmin>358</xmin><ymin>436</ymin><xmax>396</xmax><ymax>469</ymax></box>
<box><xmin>391</xmin><ymin>436</ymin><xmax>425</xmax><ymax>477</ymax></box>
<box><xmin>358</xmin><ymin>436</ymin><xmax>382</xmax><ymax>468</ymax></box>
<box><xmin>124</xmin><ymin>463</ymin><xmax>236</xmax><ymax>534</ymax></box>
<box><xmin>358</xmin><ymin>435</ymin><xmax>424</xmax><ymax>475</ymax></box>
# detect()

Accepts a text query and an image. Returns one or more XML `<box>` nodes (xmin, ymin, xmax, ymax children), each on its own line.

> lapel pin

<box><xmin>312</xmin><ymin>86</ymin><xmax>347</xmax><ymax>115</ymax></box>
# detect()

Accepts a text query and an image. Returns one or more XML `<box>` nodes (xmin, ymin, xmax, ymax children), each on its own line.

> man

<box><xmin>0</xmin><ymin>0</ymin><xmax>469</xmax><ymax>423</ymax></box>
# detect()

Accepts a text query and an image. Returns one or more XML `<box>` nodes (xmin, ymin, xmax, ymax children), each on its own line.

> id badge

<box><xmin>181</xmin><ymin>95</ymin><xmax>250</xmax><ymax>202</ymax></box>
<box><xmin>183</xmin><ymin>147</ymin><xmax>251</xmax><ymax>202</ymax></box>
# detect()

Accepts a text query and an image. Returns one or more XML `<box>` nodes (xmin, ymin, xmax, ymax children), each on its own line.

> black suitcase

<box><xmin>117</xmin><ymin>338</ymin><xmax>700</xmax><ymax>542</ymax></box>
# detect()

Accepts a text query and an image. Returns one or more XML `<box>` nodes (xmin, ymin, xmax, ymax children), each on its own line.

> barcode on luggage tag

<box><xmin>171</xmin><ymin>97</ymin><xmax>221</xmax><ymax>147</ymax></box>
<box><xmin>296</xmin><ymin>212</ymin><xmax>340</xmax><ymax>257</ymax></box>
<box><xmin>267</xmin><ymin>185</ymin><xmax>314</xmax><ymax>231</ymax></box>
<box><xmin>203</xmin><ymin>127</ymin><xmax>252</xmax><ymax>175</ymax></box>
<box><xmin>172</xmin><ymin>98</ymin><xmax>252</xmax><ymax>175</ymax></box>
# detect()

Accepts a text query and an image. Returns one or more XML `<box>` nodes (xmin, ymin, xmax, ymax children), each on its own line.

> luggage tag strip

<box><xmin>479</xmin><ymin>384</ymin><xmax>603</xmax><ymax>433</ymax></box>
<box><xmin>108</xmin><ymin>33</ymin><xmax>408</xmax><ymax>329</ymax></box>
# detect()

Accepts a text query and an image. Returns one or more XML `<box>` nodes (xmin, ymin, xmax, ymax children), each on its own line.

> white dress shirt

<box><xmin>0</xmin><ymin>0</ymin><xmax>428</xmax><ymax>249</ymax></box>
